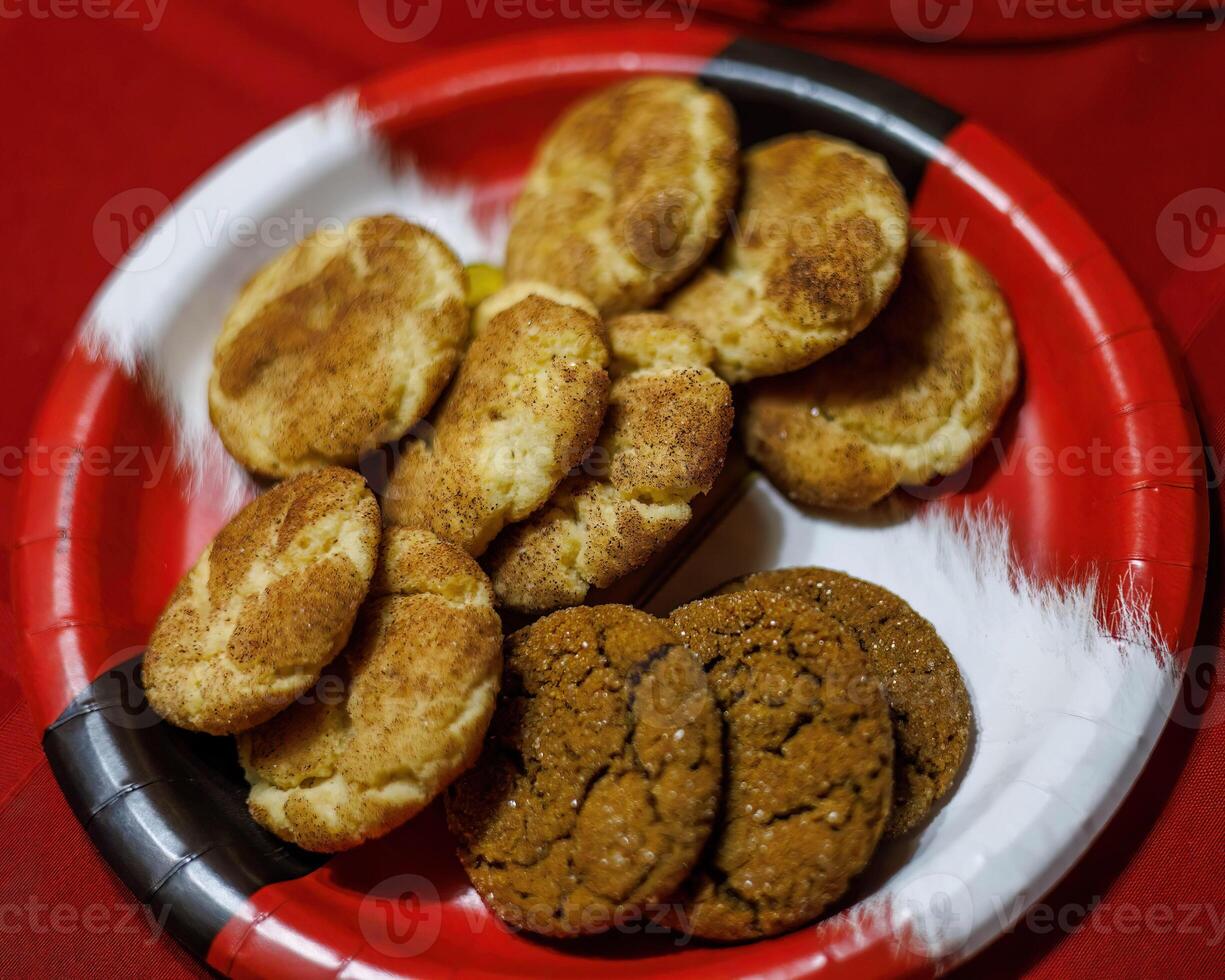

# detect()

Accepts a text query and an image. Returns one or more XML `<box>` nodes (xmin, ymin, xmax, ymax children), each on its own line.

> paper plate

<box><xmin>12</xmin><ymin>24</ymin><xmax>1208</xmax><ymax>979</ymax></box>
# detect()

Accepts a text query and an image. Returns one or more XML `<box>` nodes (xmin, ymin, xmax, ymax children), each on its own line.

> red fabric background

<box><xmin>1</xmin><ymin>1</ymin><xmax>1222</xmax><ymax>977</ymax></box>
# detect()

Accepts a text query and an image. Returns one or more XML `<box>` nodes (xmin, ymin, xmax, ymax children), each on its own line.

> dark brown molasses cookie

<box><xmin>718</xmin><ymin>568</ymin><xmax>971</xmax><ymax>837</ymax></box>
<box><xmin>667</xmin><ymin>591</ymin><xmax>894</xmax><ymax>940</ymax></box>
<box><xmin>446</xmin><ymin>605</ymin><xmax>722</xmax><ymax>937</ymax></box>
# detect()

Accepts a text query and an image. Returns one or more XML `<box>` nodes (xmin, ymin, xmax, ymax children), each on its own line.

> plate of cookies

<box><xmin>15</xmin><ymin>24</ymin><xmax>1207</xmax><ymax>980</ymax></box>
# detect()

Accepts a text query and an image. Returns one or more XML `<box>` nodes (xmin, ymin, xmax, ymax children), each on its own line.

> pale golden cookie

<box><xmin>383</xmin><ymin>289</ymin><xmax>610</xmax><ymax>556</ymax></box>
<box><xmin>470</xmin><ymin>279</ymin><xmax>597</xmax><ymax>335</ymax></box>
<box><xmin>143</xmin><ymin>468</ymin><xmax>380</xmax><ymax>735</ymax></box>
<box><xmin>209</xmin><ymin>215</ymin><xmax>467</xmax><ymax>478</ymax></box>
<box><xmin>485</xmin><ymin>313</ymin><xmax>733</xmax><ymax>612</ymax></box>
<box><xmin>505</xmin><ymin>76</ymin><xmax>739</xmax><ymax>316</ymax></box>
<box><xmin>717</xmin><ymin>568</ymin><xmax>971</xmax><ymax>837</ymax></box>
<box><xmin>447</xmin><ymin>605</ymin><xmax>722</xmax><ymax>937</ymax></box>
<box><xmin>667</xmin><ymin>133</ymin><xmax>910</xmax><ymax>382</ymax></box>
<box><xmin>667</xmin><ymin>591</ymin><xmax>894</xmax><ymax>940</ymax></box>
<box><xmin>238</xmin><ymin>528</ymin><xmax>502</xmax><ymax>852</ymax></box>
<box><xmin>742</xmin><ymin>240</ymin><xmax>1019</xmax><ymax>510</ymax></box>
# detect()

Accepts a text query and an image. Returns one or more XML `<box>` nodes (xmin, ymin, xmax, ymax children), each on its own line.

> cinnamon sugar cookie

<box><xmin>239</xmin><ymin>528</ymin><xmax>502</xmax><ymax>852</ymax></box>
<box><xmin>742</xmin><ymin>241</ymin><xmax>1019</xmax><ymax>509</ymax></box>
<box><xmin>485</xmin><ymin>313</ymin><xmax>732</xmax><ymax>612</ymax></box>
<box><xmin>446</xmin><ymin>605</ymin><xmax>722</xmax><ymax>937</ymax></box>
<box><xmin>505</xmin><ymin>76</ymin><xmax>739</xmax><ymax>316</ymax></box>
<box><xmin>470</xmin><ymin>279</ymin><xmax>597</xmax><ymax>335</ymax></box>
<box><xmin>717</xmin><ymin>568</ymin><xmax>971</xmax><ymax>836</ymax></box>
<box><xmin>383</xmin><ymin>288</ymin><xmax>610</xmax><ymax>556</ymax></box>
<box><xmin>667</xmin><ymin>133</ymin><xmax>909</xmax><ymax>382</ymax></box>
<box><xmin>143</xmin><ymin>467</ymin><xmax>380</xmax><ymax>735</ymax></box>
<box><xmin>209</xmin><ymin>215</ymin><xmax>467</xmax><ymax>478</ymax></box>
<box><xmin>667</xmin><ymin>591</ymin><xmax>893</xmax><ymax>940</ymax></box>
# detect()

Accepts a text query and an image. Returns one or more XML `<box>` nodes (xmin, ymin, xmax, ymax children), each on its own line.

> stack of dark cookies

<box><xmin>446</xmin><ymin>572</ymin><xmax>970</xmax><ymax>943</ymax></box>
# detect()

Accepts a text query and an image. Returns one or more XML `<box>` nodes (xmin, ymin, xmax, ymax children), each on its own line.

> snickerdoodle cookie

<box><xmin>742</xmin><ymin>240</ymin><xmax>1019</xmax><ymax>509</ymax></box>
<box><xmin>446</xmin><ymin>605</ymin><xmax>722</xmax><ymax>937</ymax></box>
<box><xmin>143</xmin><ymin>467</ymin><xmax>380</xmax><ymax>735</ymax></box>
<box><xmin>383</xmin><ymin>288</ymin><xmax>610</xmax><ymax>556</ymax></box>
<box><xmin>238</xmin><ymin>528</ymin><xmax>502</xmax><ymax>852</ymax></box>
<box><xmin>485</xmin><ymin>313</ymin><xmax>733</xmax><ymax>612</ymax></box>
<box><xmin>717</xmin><ymin>568</ymin><xmax>970</xmax><ymax>837</ymax></box>
<box><xmin>470</xmin><ymin>279</ymin><xmax>597</xmax><ymax>334</ymax></box>
<box><xmin>209</xmin><ymin>215</ymin><xmax>467</xmax><ymax>478</ymax></box>
<box><xmin>667</xmin><ymin>591</ymin><xmax>894</xmax><ymax>940</ymax></box>
<box><xmin>666</xmin><ymin>133</ymin><xmax>909</xmax><ymax>382</ymax></box>
<box><xmin>505</xmin><ymin>76</ymin><xmax>739</xmax><ymax>316</ymax></box>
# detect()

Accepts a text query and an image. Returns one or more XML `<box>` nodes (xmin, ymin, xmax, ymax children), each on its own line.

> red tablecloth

<box><xmin>1</xmin><ymin>2</ymin><xmax>1222</xmax><ymax>977</ymax></box>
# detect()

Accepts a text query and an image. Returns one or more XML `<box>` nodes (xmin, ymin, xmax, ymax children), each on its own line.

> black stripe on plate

<box><xmin>43</xmin><ymin>656</ymin><xmax>327</xmax><ymax>958</ymax></box>
<box><xmin>701</xmin><ymin>37</ymin><xmax>963</xmax><ymax>197</ymax></box>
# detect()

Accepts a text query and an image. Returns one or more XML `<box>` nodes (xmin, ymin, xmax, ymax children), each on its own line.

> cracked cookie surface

<box><xmin>741</xmin><ymin>240</ymin><xmax>1019</xmax><ymax>509</ymax></box>
<box><xmin>717</xmin><ymin>568</ymin><xmax>970</xmax><ymax>837</ymax></box>
<box><xmin>446</xmin><ymin>605</ymin><xmax>721</xmax><ymax>937</ymax></box>
<box><xmin>666</xmin><ymin>133</ymin><xmax>909</xmax><ymax>383</ymax></box>
<box><xmin>383</xmin><ymin>288</ymin><xmax>610</xmax><ymax>556</ymax></box>
<box><xmin>238</xmin><ymin>528</ymin><xmax>502</xmax><ymax>852</ymax></box>
<box><xmin>485</xmin><ymin>313</ymin><xmax>733</xmax><ymax>612</ymax></box>
<box><xmin>143</xmin><ymin>467</ymin><xmax>380</xmax><ymax>735</ymax></box>
<box><xmin>505</xmin><ymin>76</ymin><xmax>739</xmax><ymax>317</ymax></box>
<box><xmin>667</xmin><ymin>591</ymin><xmax>893</xmax><ymax>940</ymax></box>
<box><xmin>209</xmin><ymin>215</ymin><xmax>467</xmax><ymax>478</ymax></box>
